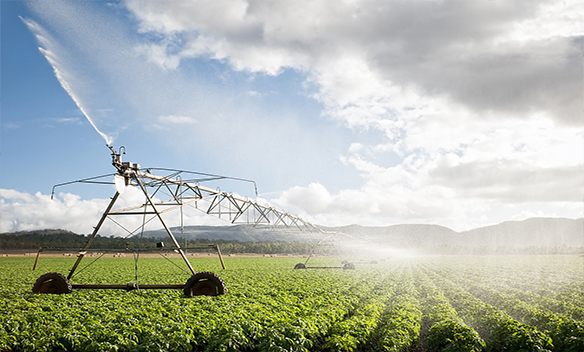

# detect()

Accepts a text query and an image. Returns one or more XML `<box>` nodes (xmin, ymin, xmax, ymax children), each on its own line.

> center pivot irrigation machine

<box><xmin>32</xmin><ymin>145</ymin><xmax>347</xmax><ymax>297</ymax></box>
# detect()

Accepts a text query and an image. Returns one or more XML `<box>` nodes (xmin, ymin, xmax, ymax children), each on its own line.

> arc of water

<box><xmin>22</xmin><ymin>17</ymin><xmax>113</xmax><ymax>145</ymax></box>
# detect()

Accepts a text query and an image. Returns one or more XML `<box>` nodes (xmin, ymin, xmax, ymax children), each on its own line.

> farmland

<box><xmin>1</xmin><ymin>255</ymin><xmax>583</xmax><ymax>351</ymax></box>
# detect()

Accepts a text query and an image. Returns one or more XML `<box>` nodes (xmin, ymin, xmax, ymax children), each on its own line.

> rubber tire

<box><xmin>183</xmin><ymin>272</ymin><xmax>226</xmax><ymax>296</ymax></box>
<box><xmin>343</xmin><ymin>263</ymin><xmax>356</xmax><ymax>270</ymax></box>
<box><xmin>32</xmin><ymin>272</ymin><xmax>72</xmax><ymax>294</ymax></box>
<box><xmin>294</xmin><ymin>263</ymin><xmax>307</xmax><ymax>269</ymax></box>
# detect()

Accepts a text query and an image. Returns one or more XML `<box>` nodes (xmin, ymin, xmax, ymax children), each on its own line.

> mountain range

<box><xmin>144</xmin><ymin>217</ymin><xmax>583</xmax><ymax>248</ymax></box>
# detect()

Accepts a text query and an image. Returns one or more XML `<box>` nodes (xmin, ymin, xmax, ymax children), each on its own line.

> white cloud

<box><xmin>16</xmin><ymin>0</ymin><xmax>581</xmax><ymax>231</ymax></box>
<box><xmin>53</xmin><ymin>117</ymin><xmax>83</xmax><ymax>125</ymax></box>
<box><xmin>273</xmin><ymin>167</ymin><xmax>583</xmax><ymax>232</ymax></box>
<box><xmin>273</xmin><ymin>108</ymin><xmax>583</xmax><ymax>230</ymax></box>
<box><xmin>1</xmin><ymin>189</ymin><xmax>108</xmax><ymax>234</ymax></box>
<box><xmin>277</xmin><ymin>183</ymin><xmax>333</xmax><ymax>214</ymax></box>
<box><xmin>503</xmin><ymin>0</ymin><xmax>584</xmax><ymax>42</ymax></box>
<box><xmin>150</xmin><ymin>115</ymin><xmax>197</xmax><ymax>131</ymax></box>
<box><xmin>0</xmin><ymin>187</ymin><xmax>228</xmax><ymax>236</ymax></box>
<box><xmin>135</xmin><ymin>43</ymin><xmax>181</xmax><ymax>70</ymax></box>
<box><xmin>158</xmin><ymin>115</ymin><xmax>197</xmax><ymax>125</ymax></box>
<box><xmin>122</xmin><ymin>0</ymin><xmax>582</xmax><ymax>125</ymax></box>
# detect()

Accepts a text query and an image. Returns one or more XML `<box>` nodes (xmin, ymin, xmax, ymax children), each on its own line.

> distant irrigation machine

<box><xmin>293</xmin><ymin>233</ymin><xmax>357</xmax><ymax>270</ymax></box>
<box><xmin>33</xmin><ymin>145</ymin><xmax>345</xmax><ymax>297</ymax></box>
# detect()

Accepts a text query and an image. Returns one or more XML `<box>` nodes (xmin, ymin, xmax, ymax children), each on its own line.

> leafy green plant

<box><xmin>427</xmin><ymin>319</ymin><xmax>485</xmax><ymax>352</ymax></box>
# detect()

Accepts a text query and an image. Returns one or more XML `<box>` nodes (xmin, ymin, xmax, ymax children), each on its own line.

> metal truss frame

<box><xmin>50</xmin><ymin>146</ymin><xmax>326</xmax><ymax>284</ymax></box>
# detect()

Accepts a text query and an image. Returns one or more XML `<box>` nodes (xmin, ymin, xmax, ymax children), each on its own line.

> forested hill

<box><xmin>139</xmin><ymin>217</ymin><xmax>583</xmax><ymax>248</ymax></box>
<box><xmin>133</xmin><ymin>218</ymin><xmax>584</xmax><ymax>248</ymax></box>
<box><xmin>328</xmin><ymin>217</ymin><xmax>583</xmax><ymax>248</ymax></box>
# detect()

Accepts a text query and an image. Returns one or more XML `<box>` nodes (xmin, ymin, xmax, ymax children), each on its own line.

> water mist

<box><xmin>22</xmin><ymin>17</ymin><xmax>113</xmax><ymax>146</ymax></box>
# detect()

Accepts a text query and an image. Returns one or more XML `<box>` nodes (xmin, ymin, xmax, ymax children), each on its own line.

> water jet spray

<box><xmin>22</xmin><ymin>17</ymin><xmax>114</xmax><ymax>145</ymax></box>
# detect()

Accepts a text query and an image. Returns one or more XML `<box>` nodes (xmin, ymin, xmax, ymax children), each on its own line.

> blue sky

<box><xmin>1</xmin><ymin>1</ymin><xmax>359</xmax><ymax>193</ymax></box>
<box><xmin>2</xmin><ymin>0</ymin><xmax>582</xmax><ymax>235</ymax></box>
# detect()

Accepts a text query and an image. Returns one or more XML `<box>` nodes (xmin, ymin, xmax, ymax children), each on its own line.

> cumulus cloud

<box><xmin>1</xmin><ymin>187</ymin><xmax>232</xmax><ymax>236</ymax></box>
<box><xmin>278</xmin><ymin>183</ymin><xmax>333</xmax><ymax>214</ymax></box>
<box><xmin>13</xmin><ymin>0</ymin><xmax>581</xmax><ymax>232</ymax></box>
<box><xmin>273</xmin><ymin>107</ymin><xmax>583</xmax><ymax>230</ymax></box>
<box><xmin>160</xmin><ymin>115</ymin><xmax>197</xmax><ymax>124</ymax></box>
<box><xmin>123</xmin><ymin>0</ymin><xmax>582</xmax><ymax>124</ymax></box>
<box><xmin>1</xmin><ymin>189</ymin><xmax>109</xmax><ymax>234</ymax></box>
<box><xmin>429</xmin><ymin>159</ymin><xmax>583</xmax><ymax>202</ymax></box>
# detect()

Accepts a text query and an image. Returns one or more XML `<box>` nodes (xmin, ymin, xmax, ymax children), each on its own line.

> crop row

<box><xmin>1</xmin><ymin>255</ymin><xmax>582</xmax><ymax>351</ymax></box>
<box><xmin>420</xmin><ymin>260</ymin><xmax>584</xmax><ymax>351</ymax></box>
<box><xmin>420</xmin><ymin>265</ymin><xmax>554</xmax><ymax>351</ymax></box>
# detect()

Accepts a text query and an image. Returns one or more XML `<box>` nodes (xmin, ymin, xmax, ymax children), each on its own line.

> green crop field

<box><xmin>1</xmin><ymin>255</ymin><xmax>583</xmax><ymax>351</ymax></box>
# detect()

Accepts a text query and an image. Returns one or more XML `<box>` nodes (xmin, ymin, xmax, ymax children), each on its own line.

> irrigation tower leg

<box><xmin>68</xmin><ymin>192</ymin><xmax>121</xmax><ymax>280</ymax></box>
<box><xmin>215</xmin><ymin>245</ymin><xmax>226</xmax><ymax>270</ymax></box>
<box><xmin>135</xmin><ymin>177</ymin><xmax>196</xmax><ymax>275</ymax></box>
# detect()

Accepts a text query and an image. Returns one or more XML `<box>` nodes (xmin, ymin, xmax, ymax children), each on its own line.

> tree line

<box><xmin>1</xmin><ymin>229</ymin><xmax>581</xmax><ymax>256</ymax></box>
<box><xmin>0</xmin><ymin>229</ymin><xmax>326</xmax><ymax>255</ymax></box>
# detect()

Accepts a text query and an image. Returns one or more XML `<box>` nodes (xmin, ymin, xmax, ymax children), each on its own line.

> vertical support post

<box><xmin>215</xmin><ymin>245</ymin><xmax>226</xmax><ymax>270</ymax></box>
<box><xmin>32</xmin><ymin>247</ymin><xmax>43</xmax><ymax>271</ymax></box>
<box><xmin>134</xmin><ymin>176</ymin><xmax>196</xmax><ymax>275</ymax></box>
<box><xmin>68</xmin><ymin>192</ymin><xmax>120</xmax><ymax>279</ymax></box>
<box><xmin>180</xmin><ymin>194</ymin><xmax>186</xmax><ymax>249</ymax></box>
